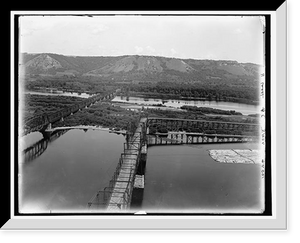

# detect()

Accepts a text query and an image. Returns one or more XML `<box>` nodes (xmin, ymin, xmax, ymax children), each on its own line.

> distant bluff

<box><xmin>20</xmin><ymin>53</ymin><xmax>262</xmax><ymax>82</ymax></box>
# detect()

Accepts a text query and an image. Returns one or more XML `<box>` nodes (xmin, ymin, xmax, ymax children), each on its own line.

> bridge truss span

<box><xmin>88</xmin><ymin>117</ymin><xmax>148</xmax><ymax>211</ymax></box>
<box><xmin>147</xmin><ymin>117</ymin><xmax>260</xmax><ymax>136</ymax></box>
<box><xmin>147</xmin><ymin>133</ymin><xmax>258</xmax><ymax>146</ymax></box>
<box><xmin>22</xmin><ymin>92</ymin><xmax>116</xmax><ymax>137</ymax></box>
<box><xmin>87</xmin><ymin>116</ymin><xmax>260</xmax><ymax>212</ymax></box>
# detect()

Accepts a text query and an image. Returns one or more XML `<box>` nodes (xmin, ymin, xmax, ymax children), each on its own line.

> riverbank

<box><xmin>51</xmin><ymin>100</ymin><xmax>259</xmax><ymax>136</ymax></box>
<box><xmin>21</xmin><ymin>124</ymin><xmax>126</xmax><ymax>152</ymax></box>
<box><xmin>128</xmin><ymin>91</ymin><xmax>260</xmax><ymax>106</ymax></box>
<box><xmin>112</xmin><ymin>95</ymin><xmax>260</xmax><ymax>116</ymax></box>
<box><xmin>48</xmin><ymin>125</ymin><xmax>127</xmax><ymax>134</ymax></box>
<box><xmin>24</xmin><ymin>90</ymin><xmax>94</xmax><ymax>99</ymax></box>
<box><xmin>50</xmin><ymin>99</ymin><xmax>141</xmax><ymax>131</ymax></box>
<box><xmin>23</xmin><ymin>92</ymin><xmax>260</xmax><ymax>136</ymax></box>
<box><xmin>112</xmin><ymin>101</ymin><xmax>183</xmax><ymax>112</ymax></box>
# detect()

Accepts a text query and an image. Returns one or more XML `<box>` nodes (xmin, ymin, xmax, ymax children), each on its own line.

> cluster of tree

<box><xmin>144</xmin><ymin>108</ymin><xmax>259</xmax><ymax>124</ymax></box>
<box><xmin>53</xmin><ymin>102</ymin><xmax>140</xmax><ymax>131</ymax></box>
<box><xmin>23</xmin><ymin>71</ymin><xmax>259</xmax><ymax>106</ymax></box>
<box><xmin>24</xmin><ymin>76</ymin><xmax>119</xmax><ymax>95</ymax></box>
<box><xmin>22</xmin><ymin>94</ymin><xmax>85</xmax><ymax>122</ymax></box>
<box><xmin>128</xmin><ymin>81</ymin><xmax>259</xmax><ymax>104</ymax></box>
<box><xmin>22</xmin><ymin>93</ymin><xmax>260</xmax><ymax>138</ymax></box>
<box><xmin>180</xmin><ymin>105</ymin><xmax>243</xmax><ymax>116</ymax></box>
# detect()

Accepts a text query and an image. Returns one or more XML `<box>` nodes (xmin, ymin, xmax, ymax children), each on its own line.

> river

<box><xmin>142</xmin><ymin>143</ymin><xmax>263</xmax><ymax>214</ymax></box>
<box><xmin>19</xmin><ymin>93</ymin><xmax>262</xmax><ymax>214</ymax></box>
<box><xmin>112</xmin><ymin>96</ymin><xmax>259</xmax><ymax>115</ymax></box>
<box><xmin>19</xmin><ymin>129</ymin><xmax>125</xmax><ymax>213</ymax></box>
<box><xmin>19</xmin><ymin>128</ymin><xmax>263</xmax><ymax>214</ymax></box>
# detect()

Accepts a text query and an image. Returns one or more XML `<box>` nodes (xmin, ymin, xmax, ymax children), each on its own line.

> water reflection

<box><xmin>22</xmin><ymin>130</ymin><xmax>68</xmax><ymax>163</ymax></box>
<box><xmin>19</xmin><ymin>129</ymin><xmax>125</xmax><ymax>213</ymax></box>
<box><xmin>20</xmin><ymin>126</ymin><xmax>263</xmax><ymax>213</ymax></box>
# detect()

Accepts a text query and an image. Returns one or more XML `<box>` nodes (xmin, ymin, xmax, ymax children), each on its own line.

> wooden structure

<box><xmin>87</xmin><ymin>116</ymin><xmax>259</xmax><ymax>212</ymax></box>
<box><xmin>147</xmin><ymin>132</ymin><xmax>258</xmax><ymax>145</ymax></box>
<box><xmin>88</xmin><ymin>118</ymin><xmax>148</xmax><ymax>211</ymax></box>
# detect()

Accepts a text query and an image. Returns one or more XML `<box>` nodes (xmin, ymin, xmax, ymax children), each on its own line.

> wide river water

<box><xmin>19</xmin><ymin>93</ymin><xmax>262</xmax><ymax>214</ymax></box>
<box><xmin>20</xmin><ymin>129</ymin><xmax>124</xmax><ymax>213</ymax></box>
<box><xmin>112</xmin><ymin>96</ymin><xmax>260</xmax><ymax>115</ymax></box>
<box><xmin>19</xmin><ymin>129</ymin><xmax>263</xmax><ymax>214</ymax></box>
<box><xmin>142</xmin><ymin>143</ymin><xmax>263</xmax><ymax>214</ymax></box>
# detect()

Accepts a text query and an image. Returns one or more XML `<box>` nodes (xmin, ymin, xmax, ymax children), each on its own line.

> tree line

<box><xmin>128</xmin><ymin>81</ymin><xmax>259</xmax><ymax>104</ymax></box>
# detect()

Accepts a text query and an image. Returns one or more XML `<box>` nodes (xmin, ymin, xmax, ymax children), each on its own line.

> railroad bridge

<box><xmin>22</xmin><ymin>92</ymin><xmax>116</xmax><ymax>137</ymax></box>
<box><xmin>22</xmin><ymin>112</ymin><xmax>260</xmax><ymax>211</ymax></box>
<box><xmin>87</xmin><ymin>116</ymin><xmax>260</xmax><ymax>212</ymax></box>
<box><xmin>22</xmin><ymin>114</ymin><xmax>260</xmax><ymax>211</ymax></box>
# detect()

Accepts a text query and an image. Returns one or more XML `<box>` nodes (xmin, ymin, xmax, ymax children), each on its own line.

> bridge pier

<box><xmin>40</xmin><ymin>123</ymin><xmax>53</xmax><ymax>139</ymax></box>
<box><xmin>131</xmin><ymin>144</ymin><xmax>147</xmax><ymax>210</ymax></box>
<box><xmin>41</xmin><ymin>130</ymin><xmax>52</xmax><ymax>139</ymax></box>
<box><xmin>88</xmin><ymin>117</ymin><xmax>259</xmax><ymax>211</ymax></box>
<box><xmin>137</xmin><ymin>144</ymin><xmax>147</xmax><ymax>176</ymax></box>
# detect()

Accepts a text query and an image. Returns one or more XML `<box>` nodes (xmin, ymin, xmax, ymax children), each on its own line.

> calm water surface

<box><xmin>19</xmin><ymin>90</ymin><xmax>263</xmax><ymax>214</ymax></box>
<box><xmin>20</xmin><ymin>128</ymin><xmax>263</xmax><ymax>214</ymax></box>
<box><xmin>19</xmin><ymin>129</ymin><xmax>125</xmax><ymax>213</ymax></box>
<box><xmin>142</xmin><ymin>143</ymin><xmax>263</xmax><ymax>213</ymax></box>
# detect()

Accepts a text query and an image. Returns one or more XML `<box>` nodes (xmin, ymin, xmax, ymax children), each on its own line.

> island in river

<box><xmin>22</xmin><ymin>92</ymin><xmax>260</xmax><ymax>135</ymax></box>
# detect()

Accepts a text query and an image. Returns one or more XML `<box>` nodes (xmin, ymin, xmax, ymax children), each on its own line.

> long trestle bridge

<box><xmin>21</xmin><ymin>113</ymin><xmax>260</xmax><ymax>211</ymax></box>
<box><xmin>22</xmin><ymin>91</ymin><xmax>116</xmax><ymax>137</ymax></box>
<box><xmin>87</xmin><ymin>116</ymin><xmax>260</xmax><ymax>212</ymax></box>
<box><xmin>88</xmin><ymin>117</ymin><xmax>148</xmax><ymax>211</ymax></box>
<box><xmin>21</xmin><ymin>89</ymin><xmax>260</xmax><ymax>212</ymax></box>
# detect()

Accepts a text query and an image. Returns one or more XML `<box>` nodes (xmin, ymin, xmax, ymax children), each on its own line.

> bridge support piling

<box><xmin>88</xmin><ymin>117</ymin><xmax>258</xmax><ymax>211</ymax></box>
<box><xmin>137</xmin><ymin>144</ymin><xmax>147</xmax><ymax>176</ymax></box>
<box><xmin>41</xmin><ymin>123</ymin><xmax>53</xmax><ymax>139</ymax></box>
<box><xmin>131</xmin><ymin>144</ymin><xmax>147</xmax><ymax>210</ymax></box>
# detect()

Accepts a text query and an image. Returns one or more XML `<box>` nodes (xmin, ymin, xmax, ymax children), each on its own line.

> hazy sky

<box><xmin>19</xmin><ymin>15</ymin><xmax>264</xmax><ymax>64</ymax></box>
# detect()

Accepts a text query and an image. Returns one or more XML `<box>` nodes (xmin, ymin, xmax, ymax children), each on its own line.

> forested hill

<box><xmin>20</xmin><ymin>53</ymin><xmax>262</xmax><ymax>84</ymax></box>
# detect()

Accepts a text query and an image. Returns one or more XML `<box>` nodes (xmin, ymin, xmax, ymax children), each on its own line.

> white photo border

<box><xmin>5</xmin><ymin>4</ymin><xmax>287</xmax><ymax>230</ymax></box>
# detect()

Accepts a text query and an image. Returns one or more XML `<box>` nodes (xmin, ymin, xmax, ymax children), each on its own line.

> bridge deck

<box><xmin>106</xmin><ymin>118</ymin><xmax>147</xmax><ymax>211</ymax></box>
<box><xmin>89</xmin><ymin>117</ymin><xmax>258</xmax><ymax>211</ymax></box>
<box><xmin>23</xmin><ymin>92</ymin><xmax>116</xmax><ymax>136</ymax></box>
<box><xmin>147</xmin><ymin>116</ymin><xmax>260</xmax><ymax>126</ymax></box>
<box><xmin>148</xmin><ymin>132</ymin><xmax>257</xmax><ymax>146</ymax></box>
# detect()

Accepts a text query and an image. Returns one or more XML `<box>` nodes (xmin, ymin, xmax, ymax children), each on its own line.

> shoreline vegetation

<box><xmin>22</xmin><ymin>93</ymin><xmax>260</xmax><ymax>137</ymax></box>
<box><xmin>23</xmin><ymin>70</ymin><xmax>260</xmax><ymax>106</ymax></box>
<box><xmin>128</xmin><ymin>91</ymin><xmax>259</xmax><ymax>105</ymax></box>
<box><xmin>48</xmin><ymin>125</ymin><xmax>127</xmax><ymax>135</ymax></box>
